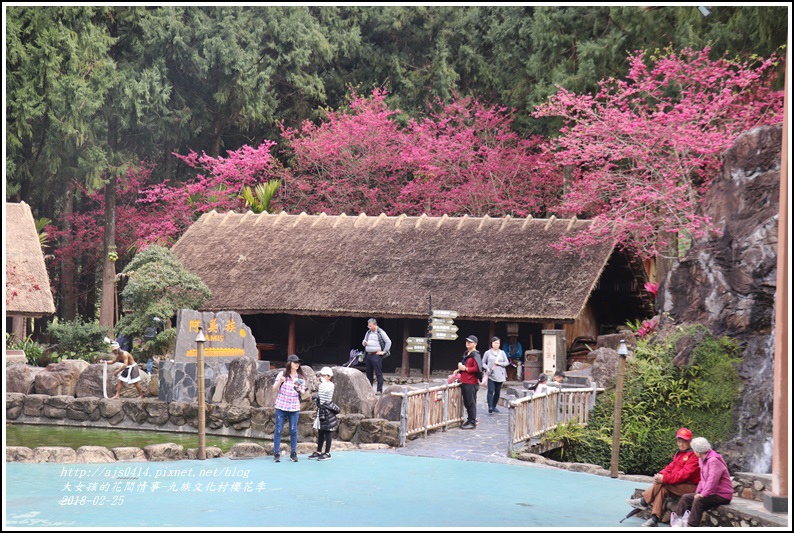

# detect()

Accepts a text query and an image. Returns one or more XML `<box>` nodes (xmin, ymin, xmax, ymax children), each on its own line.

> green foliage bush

<box><xmin>551</xmin><ymin>324</ymin><xmax>741</xmax><ymax>475</ymax></box>
<box><xmin>115</xmin><ymin>245</ymin><xmax>211</xmax><ymax>359</ymax></box>
<box><xmin>46</xmin><ymin>316</ymin><xmax>109</xmax><ymax>363</ymax></box>
<box><xmin>6</xmin><ymin>333</ymin><xmax>54</xmax><ymax>367</ymax></box>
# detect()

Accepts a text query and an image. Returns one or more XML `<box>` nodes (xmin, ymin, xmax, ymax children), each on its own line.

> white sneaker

<box><xmin>627</xmin><ymin>498</ymin><xmax>648</xmax><ymax>510</ymax></box>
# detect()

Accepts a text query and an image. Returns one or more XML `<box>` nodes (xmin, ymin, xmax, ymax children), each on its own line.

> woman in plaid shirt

<box><xmin>272</xmin><ymin>354</ymin><xmax>307</xmax><ymax>463</ymax></box>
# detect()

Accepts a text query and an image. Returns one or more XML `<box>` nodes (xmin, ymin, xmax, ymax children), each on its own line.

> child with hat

<box><xmin>309</xmin><ymin>367</ymin><xmax>340</xmax><ymax>461</ymax></box>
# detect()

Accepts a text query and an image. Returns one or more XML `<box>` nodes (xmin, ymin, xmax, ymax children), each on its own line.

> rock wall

<box><xmin>658</xmin><ymin>124</ymin><xmax>782</xmax><ymax>473</ymax></box>
<box><xmin>6</xmin><ymin>392</ymin><xmax>400</xmax><ymax>448</ymax></box>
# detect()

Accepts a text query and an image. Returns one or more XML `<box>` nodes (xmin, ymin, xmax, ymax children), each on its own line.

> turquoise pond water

<box><xmin>5</xmin><ymin>451</ymin><xmax>648</xmax><ymax>528</ymax></box>
<box><xmin>5</xmin><ymin>423</ymin><xmax>255</xmax><ymax>453</ymax></box>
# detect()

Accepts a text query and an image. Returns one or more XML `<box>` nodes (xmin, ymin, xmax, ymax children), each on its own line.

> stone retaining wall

<box><xmin>6</xmin><ymin>392</ymin><xmax>400</xmax><ymax>449</ymax></box>
<box><xmin>6</xmin><ymin>441</ymin><xmax>390</xmax><ymax>463</ymax></box>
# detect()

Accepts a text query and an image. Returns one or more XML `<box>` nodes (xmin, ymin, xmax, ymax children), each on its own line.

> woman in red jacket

<box><xmin>626</xmin><ymin>427</ymin><xmax>701</xmax><ymax>527</ymax></box>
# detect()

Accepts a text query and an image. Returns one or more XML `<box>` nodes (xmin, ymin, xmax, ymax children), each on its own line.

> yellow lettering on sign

<box><xmin>207</xmin><ymin>335</ymin><xmax>224</xmax><ymax>342</ymax></box>
<box><xmin>225</xmin><ymin>319</ymin><xmax>237</xmax><ymax>333</ymax></box>
<box><xmin>186</xmin><ymin>348</ymin><xmax>246</xmax><ymax>358</ymax></box>
<box><xmin>207</xmin><ymin>318</ymin><xmax>220</xmax><ymax>334</ymax></box>
<box><xmin>189</xmin><ymin>320</ymin><xmax>201</xmax><ymax>333</ymax></box>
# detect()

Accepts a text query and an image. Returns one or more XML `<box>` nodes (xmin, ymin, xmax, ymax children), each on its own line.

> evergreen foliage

<box><xmin>545</xmin><ymin>325</ymin><xmax>742</xmax><ymax>475</ymax></box>
<box><xmin>114</xmin><ymin>245</ymin><xmax>211</xmax><ymax>358</ymax></box>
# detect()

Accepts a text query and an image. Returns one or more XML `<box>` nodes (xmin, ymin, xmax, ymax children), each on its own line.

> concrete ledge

<box><xmin>763</xmin><ymin>493</ymin><xmax>788</xmax><ymax>513</ymax></box>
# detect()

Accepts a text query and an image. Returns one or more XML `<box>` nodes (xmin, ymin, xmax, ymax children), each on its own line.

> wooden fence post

<box><xmin>399</xmin><ymin>386</ymin><xmax>408</xmax><ymax>447</ymax></box>
<box><xmin>507</xmin><ymin>401</ymin><xmax>516</xmax><ymax>456</ymax></box>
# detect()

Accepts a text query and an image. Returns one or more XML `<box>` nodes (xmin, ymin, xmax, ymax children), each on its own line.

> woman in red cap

<box><xmin>626</xmin><ymin>427</ymin><xmax>701</xmax><ymax>527</ymax></box>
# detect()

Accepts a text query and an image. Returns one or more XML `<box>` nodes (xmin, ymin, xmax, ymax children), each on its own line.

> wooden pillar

<box><xmin>12</xmin><ymin>316</ymin><xmax>27</xmax><ymax>340</ymax></box>
<box><xmin>766</xmin><ymin>47</ymin><xmax>789</xmax><ymax>513</ymax></box>
<box><xmin>287</xmin><ymin>316</ymin><xmax>296</xmax><ymax>355</ymax></box>
<box><xmin>401</xmin><ymin>320</ymin><xmax>410</xmax><ymax>379</ymax></box>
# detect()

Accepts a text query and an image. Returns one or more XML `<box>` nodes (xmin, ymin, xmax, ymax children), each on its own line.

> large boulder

<box><xmin>6</xmin><ymin>392</ymin><xmax>25</xmax><ymax>419</ymax></box>
<box><xmin>374</xmin><ymin>384</ymin><xmax>408</xmax><ymax>421</ymax></box>
<box><xmin>76</xmin><ymin>446</ymin><xmax>116</xmax><ymax>463</ymax></box>
<box><xmin>222</xmin><ymin>357</ymin><xmax>258</xmax><ymax>407</ymax></box>
<box><xmin>33</xmin><ymin>360</ymin><xmax>89</xmax><ymax>396</ymax></box>
<box><xmin>75</xmin><ymin>363</ymin><xmax>118</xmax><ymax>398</ymax></box>
<box><xmin>6</xmin><ymin>446</ymin><xmax>35</xmax><ymax>462</ymax></box>
<box><xmin>226</xmin><ymin>442</ymin><xmax>266</xmax><ymax>458</ymax></box>
<box><xmin>143</xmin><ymin>443</ymin><xmax>185</xmax><ymax>461</ymax></box>
<box><xmin>32</xmin><ymin>446</ymin><xmax>78</xmax><ymax>463</ymax></box>
<box><xmin>66</xmin><ymin>397</ymin><xmax>101</xmax><ymax>421</ymax></box>
<box><xmin>6</xmin><ymin>364</ymin><xmax>43</xmax><ymax>394</ymax></box>
<box><xmin>325</xmin><ymin>366</ymin><xmax>377</xmax><ymax>417</ymax></box>
<box><xmin>659</xmin><ymin>124</ymin><xmax>782</xmax><ymax>472</ymax></box>
<box><xmin>112</xmin><ymin>447</ymin><xmax>147</xmax><ymax>462</ymax></box>
<box><xmin>589</xmin><ymin>348</ymin><xmax>620</xmax><ymax>389</ymax></box>
<box><xmin>42</xmin><ymin>395</ymin><xmax>74</xmax><ymax>418</ymax></box>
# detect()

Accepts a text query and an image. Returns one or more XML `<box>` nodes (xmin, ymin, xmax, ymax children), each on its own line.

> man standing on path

<box><xmin>455</xmin><ymin>335</ymin><xmax>482</xmax><ymax>429</ymax></box>
<box><xmin>362</xmin><ymin>318</ymin><xmax>391</xmax><ymax>395</ymax></box>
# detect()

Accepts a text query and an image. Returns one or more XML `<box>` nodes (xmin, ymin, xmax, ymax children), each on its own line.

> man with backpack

<box><xmin>362</xmin><ymin>318</ymin><xmax>392</xmax><ymax>395</ymax></box>
<box><xmin>454</xmin><ymin>335</ymin><xmax>482</xmax><ymax>429</ymax></box>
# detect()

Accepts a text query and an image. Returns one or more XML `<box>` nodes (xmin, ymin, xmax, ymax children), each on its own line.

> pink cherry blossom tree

<box><xmin>534</xmin><ymin>46</ymin><xmax>784</xmax><ymax>258</ymax></box>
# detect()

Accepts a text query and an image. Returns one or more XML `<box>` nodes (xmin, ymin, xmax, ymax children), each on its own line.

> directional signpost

<box><xmin>430</xmin><ymin>330</ymin><xmax>458</xmax><ymax>340</ymax></box>
<box><xmin>418</xmin><ymin>300</ymin><xmax>460</xmax><ymax>381</ymax></box>
<box><xmin>406</xmin><ymin>337</ymin><xmax>428</xmax><ymax>353</ymax></box>
<box><xmin>429</xmin><ymin>323</ymin><xmax>458</xmax><ymax>333</ymax></box>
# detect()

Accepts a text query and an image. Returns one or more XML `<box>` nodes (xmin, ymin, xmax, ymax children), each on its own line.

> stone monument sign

<box><xmin>174</xmin><ymin>309</ymin><xmax>258</xmax><ymax>362</ymax></box>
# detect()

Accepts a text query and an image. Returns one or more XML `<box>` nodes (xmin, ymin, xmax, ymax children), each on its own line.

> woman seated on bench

<box><xmin>673</xmin><ymin>437</ymin><xmax>733</xmax><ymax>527</ymax></box>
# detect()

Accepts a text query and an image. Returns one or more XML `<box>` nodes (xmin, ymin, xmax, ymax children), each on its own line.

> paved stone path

<box><xmin>372</xmin><ymin>384</ymin><xmax>533</xmax><ymax>466</ymax></box>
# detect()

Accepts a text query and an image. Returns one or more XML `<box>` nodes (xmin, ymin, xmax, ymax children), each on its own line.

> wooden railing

<box><xmin>391</xmin><ymin>382</ymin><xmax>465</xmax><ymax>447</ymax></box>
<box><xmin>507</xmin><ymin>384</ymin><xmax>600</xmax><ymax>454</ymax></box>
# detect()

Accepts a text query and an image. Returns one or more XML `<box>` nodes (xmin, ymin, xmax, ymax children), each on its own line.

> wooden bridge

<box><xmin>391</xmin><ymin>382</ymin><xmax>601</xmax><ymax>454</ymax></box>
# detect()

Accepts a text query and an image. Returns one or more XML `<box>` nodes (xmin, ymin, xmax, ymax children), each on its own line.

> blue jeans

<box><xmin>274</xmin><ymin>409</ymin><xmax>299</xmax><ymax>455</ymax></box>
<box><xmin>487</xmin><ymin>379</ymin><xmax>503</xmax><ymax>411</ymax></box>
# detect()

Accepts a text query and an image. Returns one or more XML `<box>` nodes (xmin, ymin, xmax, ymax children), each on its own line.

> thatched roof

<box><xmin>171</xmin><ymin>211</ymin><xmax>616</xmax><ymax>322</ymax></box>
<box><xmin>5</xmin><ymin>202</ymin><xmax>56</xmax><ymax>316</ymax></box>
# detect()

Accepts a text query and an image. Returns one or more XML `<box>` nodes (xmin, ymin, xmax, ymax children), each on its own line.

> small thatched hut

<box><xmin>171</xmin><ymin>211</ymin><xmax>649</xmax><ymax>372</ymax></box>
<box><xmin>5</xmin><ymin>202</ymin><xmax>56</xmax><ymax>340</ymax></box>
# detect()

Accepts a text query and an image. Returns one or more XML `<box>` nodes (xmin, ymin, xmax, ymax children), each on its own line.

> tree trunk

<box><xmin>60</xmin><ymin>180</ymin><xmax>78</xmax><ymax>320</ymax></box>
<box><xmin>98</xmin><ymin>176</ymin><xmax>117</xmax><ymax>335</ymax></box>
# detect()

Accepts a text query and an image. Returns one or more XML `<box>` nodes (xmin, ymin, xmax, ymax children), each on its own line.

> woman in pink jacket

<box><xmin>674</xmin><ymin>437</ymin><xmax>733</xmax><ymax>526</ymax></box>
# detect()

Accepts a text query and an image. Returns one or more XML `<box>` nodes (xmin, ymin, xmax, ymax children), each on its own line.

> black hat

<box><xmin>287</xmin><ymin>354</ymin><xmax>302</xmax><ymax>364</ymax></box>
<box><xmin>465</xmin><ymin>335</ymin><xmax>478</xmax><ymax>344</ymax></box>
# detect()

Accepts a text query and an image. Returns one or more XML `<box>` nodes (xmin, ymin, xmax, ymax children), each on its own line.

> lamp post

<box><xmin>196</xmin><ymin>326</ymin><xmax>207</xmax><ymax>460</ymax></box>
<box><xmin>610</xmin><ymin>339</ymin><xmax>629</xmax><ymax>478</ymax></box>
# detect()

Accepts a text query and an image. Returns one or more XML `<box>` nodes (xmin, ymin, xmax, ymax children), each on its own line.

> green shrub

<box><xmin>551</xmin><ymin>324</ymin><xmax>741</xmax><ymax>475</ymax></box>
<box><xmin>46</xmin><ymin>316</ymin><xmax>109</xmax><ymax>362</ymax></box>
<box><xmin>6</xmin><ymin>333</ymin><xmax>53</xmax><ymax>366</ymax></box>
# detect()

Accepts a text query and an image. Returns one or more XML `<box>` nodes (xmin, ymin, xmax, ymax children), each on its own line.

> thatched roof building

<box><xmin>5</xmin><ymin>202</ymin><xmax>56</xmax><ymax>339</ymax></box>
<box><xmin>172</xmin><ymin>211</ymin><xmax>616</xmax><ymax>322</ymax></box>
